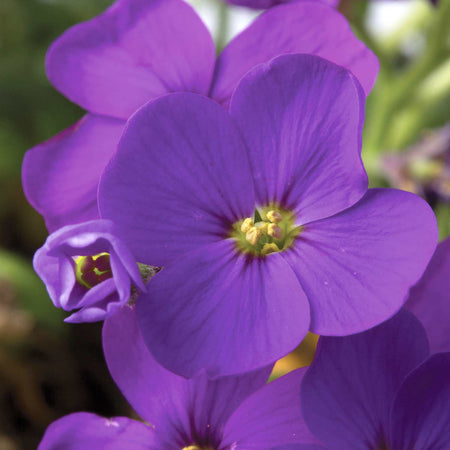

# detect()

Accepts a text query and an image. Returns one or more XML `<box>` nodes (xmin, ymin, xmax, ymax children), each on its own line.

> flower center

<box><xmin>74</xmin><ymin>253</ymin><xmax>113</xmax><ymax>289</ymax></box>
<box><xmin>182</xmin><ymin>446</ymin><xmax>215</xmax><ymax>450</ymax></box>
<box><xmin>231</xmin><ymin>206</ymin><xmax>301</xmax><ymax>256</ymax></box>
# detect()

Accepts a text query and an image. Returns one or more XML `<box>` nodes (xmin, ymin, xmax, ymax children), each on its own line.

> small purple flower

<box><xmin>22</xmin><ymin>0</ymin><xmax>378</xmax><ymax>232</ymax></box>
<box><xmin>291</xmin><ymin>310</ymin><xmax>450</xmax><ymax>449</ymax></box>
<box><xmin>225</xmin><ymin>0</ymin><xmax>339</xmax><ymax>10</ymax></box>
<box><xmin>33</xmin><ymin>219</ymin><xmax>145</xmax><ymax>323</ymax></box>
<box><xmin>39</xmin><ymin>306</ymin><xmax>311</xmax><ymax>449</ymax></box>
<box><xmin>405</xmin><ymin>236</ymin><xmax>450</xmax><ymax>354</ymax></box>
<box><xmin>98</xmin><ymin>54</ymin><xmax>437</xmax><ymax>378</ymax></box>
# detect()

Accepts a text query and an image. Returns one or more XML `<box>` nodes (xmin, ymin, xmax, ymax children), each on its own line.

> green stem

<box><xmin>215</xmin><ymin>0</ymin><xmax>230</xmax><ymax>54</ymax></box>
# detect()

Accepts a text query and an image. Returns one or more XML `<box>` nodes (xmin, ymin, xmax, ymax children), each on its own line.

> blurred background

<box><xmin>0</xmin><ymin>0</ymin><xmax>449</xmax><ymax>447</ymax></box>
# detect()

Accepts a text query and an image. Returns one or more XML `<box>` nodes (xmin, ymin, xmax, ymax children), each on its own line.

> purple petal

<box><xmin>22</xmin><ymin>114</ymin><xmax>124</xmax><ymax>232</ymax></box>
<box><xmin>230</xmin><ymin>54</ymin><xmax>367</xmax><ymax>223</ymax></box>
<box><xmin>33</xmin><ymin>219</ymin><xmax>143</xmax><ymax>322</ymax></box>
<box><xmin>137</xmin><ymin>240</ymin><xmax>310</xmax><ymax>378</ymax></box>
<box><xmin>46</xmin><ymin>0</ymin><xmax>215</xmax><ymax>119</ymax></box>
<box><xmin>301</xmin><ymin>311</ymin><xmax>430</xmax><ymax>450</ymax></box>
<box><xmin>211</xmin><ymin>2</ymin><xmax>377</xmax><ymax>106</ymax></box>
<box><xmin>283</xmin><ymin>188</ymin><xmax>438</xmax><ymax>335</ymax></box>
<box><xmin>103</xmin><ymin>305</ymin><xmax>272</xmax><ymax>447</ymax></box>
<box><xmin>225</xmin><ymin>0</ymin><xmax>338</xmax><ymax>8</ymax></box>
<box><xmin>99</xmin><ymin>93</ymin><xmax>254</xmax><ymax>266</ymax></box>
<box><xmin>222</xmin><ymin>368</ymin><xmax>321</xmax><ymax>448</ymax></box>
<box><xmin>390</xmin><ymin>352</ymin><xmax>450</xmax><ymax>449</ymax></box>
<box><xmin>405</xmin><ymin>237</ymin><xmax>450</xmax><ymax>353</ymax></box>
<box><xmin>38</xmin><ymin>412</ymin><xmax>156</xmax><ymax>449</ymax></box>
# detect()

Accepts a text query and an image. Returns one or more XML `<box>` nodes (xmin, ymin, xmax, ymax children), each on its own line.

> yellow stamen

<box><xmin>266</xmin><ymin>210</ymin><xmax>283</xmax><ymax>223</ymax></box>
<box><xmin>246</xmin><ymin>226</ymin><xmax>261</xmax><ymax>246</ymax></box>
<box><xmin>261</xmin><ymin>243</ymin><xmax>280</xmax><ymax>255</ymax></box>
<box><xmin>255</xmin><ymin>221</ymin><xmax>269</xmax><ymax>234</ymax></box>
<box><xmin>240</xmin><ymin>217</ymin><xmax>254</xmax><ymax>233</ymax></box>
<box><xmin>267</xmin><ymin>223</ymin><xmax>283</xmax><ymax>239</ymax></box>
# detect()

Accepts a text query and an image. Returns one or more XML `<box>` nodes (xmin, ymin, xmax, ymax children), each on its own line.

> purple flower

<box><xmin>39</xmin><ymin>306</ymin><xmax>311</xmax><ymax>449</ymax></box>
<box><xmin>33</xmin><ymin>219</ymin><xmax>145</xmax><ymax>323</ymax></box>
<box><xmin>405</xmin><ymin>236</ymin><xmax>450</xmax><ymax>354</ymax></box>
<box><xmin>225</xmin><ymin>0</ymin><xmax>339</xmax><ymax>10</ymax></box>
<box><xmin>290</xmin><ymin>310</ymin><xmax>450</xmax><ymax>449</ymax></box>
<box><xmin>98</xmin><ymin>54</ymin><xmax>437</xmax><ymax>378</ymax></box>
<box><xmin>22</xmin><ymin>0</ymin><xmax>378</xmax><ymax>232</ymax></box>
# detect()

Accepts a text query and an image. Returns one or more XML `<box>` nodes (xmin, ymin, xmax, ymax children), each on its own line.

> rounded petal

<box><xmin>283</xmin><ymin>188</ymin><xmax>438</xmax><ymax>335</ymax></box>
<box><xmin>38</xmin><ymin>412</ymin><xmax>156</xmax><ymax>450</ymax></box>
<box><xmin>301</xmin><ymin>311</ymin><xmax>430</xmax><ymax>450</ymax></box>
<box><xmin>390</xmin><ymin>352</ymin><xmax>450</xmax><ymax>449</ymax></box>
<box><xmin>222</xmin><ymin>368</ymin><xmax>321</xmax><ymax>448</ymax></box>
<box><xmin>230</xmin><ymin>54</ymin><xmax>367</xmax><ymax>223</ymax></box>
<box><xmin>46</xmin><ymin>0</ymin><xmax>215</xmax><ymax>119</ymax></box>
<box><xmin>22</xmin><ymin>114</ymin><xmax>124</xmax><ymax>232</ymax></box>
<box><xmin>137</xmin><ymin>240</ymin><xmax>310</xmax><ymax>378</ymax></box>
<box><xmin>99</xmin><ymin>93</ymin><xmax>254</xmax><ymax>266</ymax></box>
<box><xmin>103</xmin><ymin>305</ymin><xmax>272</xmax><ymax>446</ymax></box>
<box><xmin>405</xmin><ymin>237</ymin><xmax>450</xmax><ymax>353</ymax></box>
<box><xmin>211</xmin><ymin>2</ymin><xmax>377</xmax><ymax>106</ymax></box>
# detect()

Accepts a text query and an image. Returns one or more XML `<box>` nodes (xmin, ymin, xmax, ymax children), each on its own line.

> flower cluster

<box><xmin>21</xmin><ymin>0</ymin><xmax>448</xmax><ymax>448</ymax></box>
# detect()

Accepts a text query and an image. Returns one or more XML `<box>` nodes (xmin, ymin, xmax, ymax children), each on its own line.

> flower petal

<box><xmin>38</xmin><ymin>412</ymin><xmax>156</xmax><ymax>450</ymax></box>
<box><xmin>230</xmin><ymin>54</ymin><xmax>367</xmax><ymax>224</ymax></box>
<box><xmin>211</xmin><ymin>2</ymin><xmax>377</xmax><ymax>106</ymax></box>
<box><xmin>136</xmin><ymin>240</ymin><xmax>310</xmax><ymax>378</ymax></box>
<box><xmin>405</xmin><ymin>237</ymin><xmax>450</xmax><ymax>353</ymax></box>
<box><xmin>390</xmin><ymin>352</ymin><xmax>450</xmax><ymax>449</ymax></box>
<box><xmin>222</xmin><ymin>368</ymin><xmax>321</xmax><ymax>448</ymax></box>
<box><xmin>22</xmin><ymin>114</ymin><xmax>124</xmax><ymax>232</ymax></box>
<box><xmin>226</xmin><ymin>0</ymin><xmax>339</xmax><ymax>8</ymax></box>
<box><xmin>103</xmin><ymin>305</ymin><xmax>272</xmax><ymax>446</ymax></box>
<box><xmin>301</xmin><ymin>311</ymin><xmax>430</xmax><ymax>450</ymax></box>
<box><xmin>283</xmin><ymin>188</ymin><xmax>438</xmax><ymax>335</ymax></box>
<box><xmin>99</xmin><ymin>93</ymin><xmax>254</xmax><ymax>266</ymax></box>
<box><xmin>46</xmin><ymin>0</ymin><xmax>214</xmax><ymax>119</ymax></box>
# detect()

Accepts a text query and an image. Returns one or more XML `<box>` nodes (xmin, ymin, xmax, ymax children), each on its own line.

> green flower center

<box><xmin>231</xmin><ymin>206</ymin><xmax>301</xmax><ymax>256</ymax></box>
<box><xmin>182</xmin><ymin>446</ymin><xmax>215</xmax><ymax>450</ymax></box>
<box><xmin>75</xmin><ymin>252</ymin><xmax>113</xmax><ymax>289</ymax></box>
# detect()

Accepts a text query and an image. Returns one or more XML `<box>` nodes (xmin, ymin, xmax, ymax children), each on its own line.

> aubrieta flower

<box><xmin>33</xmin><ymin>219</ymin><xmax>145</xmax><ymax>322</ymax></box>
<box><xmin>405</xmin><ymin>236</ymin><xmax>450</xmax><ymax>354</ymax></box>
<box><xmin>22</xmin><ymin>0</ymin><xmax>378</xmax><ymax>232</ymax></box>
<box><xmin>98</xmin><ymin>54</ymin><xmax>437</xmax><ymax>378</ymax></box>
<box><xmin>39</xmin><ymin>306</ymin><xmax>308</xmax><ymax>449</ymax></box>
<box><xmin>292</xmin><ymin>310</ymin><xmax>450</xmax><ymax>449</ymax></box>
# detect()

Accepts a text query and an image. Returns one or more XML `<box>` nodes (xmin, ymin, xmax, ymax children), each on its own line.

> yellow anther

<box><xmin>266</xmin><ymin>210</ymin><xmax>283</xmax><ymax>223</ymax></box>
<box><xmin>246</xmin><ymin>226</ymin><xmax>261</xmax><ymax>246</ymax></box>
<box><xmin>261</xmin><ymin>243</ymin><xmax>280</xmax><ymax>255</ymax></box>
<box><xmin>240</xmin><ymin>217</ymin><xmax>254</xmax><ymax>233</ymax></box>
<box><xmin>268</xmin><ymin>223</ymin><xmax>283</xmax><ymax>239</ymax></box>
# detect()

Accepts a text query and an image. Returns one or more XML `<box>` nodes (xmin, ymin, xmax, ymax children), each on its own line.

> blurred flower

<box><xmin>291</xmin><ymin>310</ymin><xmax>450</xmax><ymax>449</ymax></box>
<box><xmin>22</xmin><ymin>0</ymin><xmax>378</xmax><ymax>232</ymax></box>
<box><xmin>381</xmin><ymin>125</ymin><xmax>450</xmax><ymax>206</ymax></box>
<box><xmin>38</xmin><ymin>306</ymin><xmax>308</xmax><ymax>449</ymax></box>
<box><xmin>33</xmin><ymin>220</ymin><xmax>146</xmax><ymax>323</ymax></box>
<box><xmin>99</xmin><ymin>54</ymin><xmax>437</xmax><ymax>378</ymax></box>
